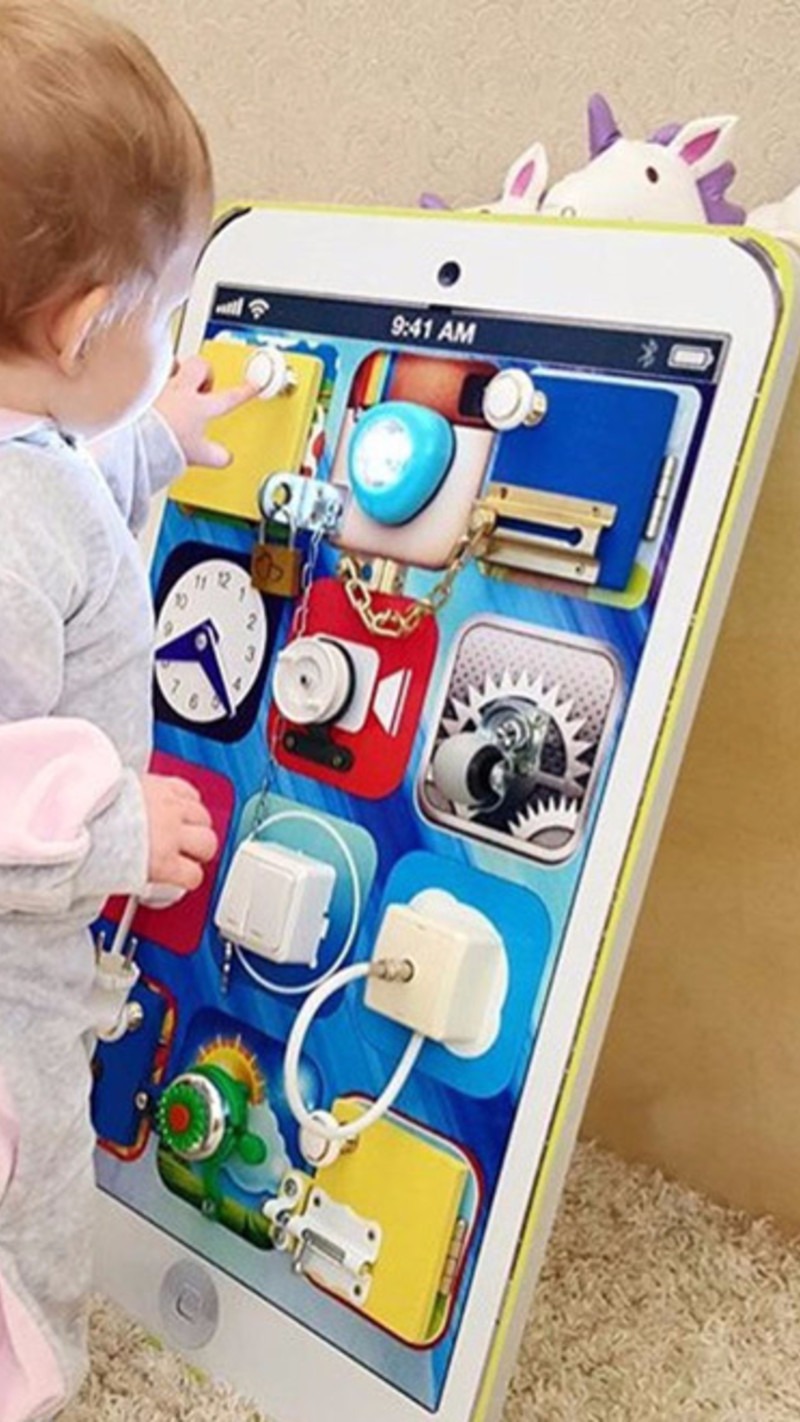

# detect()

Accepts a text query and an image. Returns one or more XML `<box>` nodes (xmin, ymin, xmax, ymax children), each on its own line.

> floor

<box><xmin>63</xmin><ymin>1143</ymin><xmax>800</xmax><ymax>1421</ymax></box>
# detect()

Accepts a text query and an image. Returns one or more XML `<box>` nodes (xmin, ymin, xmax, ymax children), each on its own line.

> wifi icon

<box><xmin>248</xmin><ymin>298</ymin><xmax>270</xmax><ymax>321</ymax></box>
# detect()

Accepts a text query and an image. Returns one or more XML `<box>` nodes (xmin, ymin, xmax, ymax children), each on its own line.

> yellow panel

<box><xmin>169</xmin><ymin>340</ymin><xmax>324</xmax><ymax>521</ymax></box>
<box><xmin>321</xmin><ymin>1099</ymin><xmax>469</xmax><ymax>1345</ymax></box>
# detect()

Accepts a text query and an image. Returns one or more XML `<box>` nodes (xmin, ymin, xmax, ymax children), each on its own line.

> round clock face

<box><xmin>155</xmin><ymin>556</ymin><xmax>269</xmax><ymax>728</ymax></box>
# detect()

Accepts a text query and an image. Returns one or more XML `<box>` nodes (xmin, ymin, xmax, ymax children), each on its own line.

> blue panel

<box><xmin>491</xmin><ymin>376</ymin><xmax>678</xmax><ymax>590</ymax></box>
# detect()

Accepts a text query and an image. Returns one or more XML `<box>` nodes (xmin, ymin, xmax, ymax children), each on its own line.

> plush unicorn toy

<box><xmin>421</xmin><ymin>140</ymin><xmax>549</xmax><ymax>216</ymax></box>
<box><xmin>539</xmin><ymin>94</ymin><xmax>745</xmax><ymax>224</ymax></box>
<box><xmin>422</xmin><ymin>93</ymin><xmax>800</xmax><ymax>243</ymax></box>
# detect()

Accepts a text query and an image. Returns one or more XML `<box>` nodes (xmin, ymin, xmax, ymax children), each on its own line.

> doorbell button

<box><xmin>348</xmin><ymin>401</ymin><xmax>455</xmax><ymax>526</ymax></box>
<box><xmin>482</xmin><ymin>369</ymin><xmax>548</xmax><ymax>432</ymax></box>
<box><xmin>246</xmin><ymin>349</ymin><xmax>296</xmax><ymax>401</ymax></box>
<box><xmin>273</xmin><ymin>636</ymin><xmax>355</xmax><ymax>726</ymax></box>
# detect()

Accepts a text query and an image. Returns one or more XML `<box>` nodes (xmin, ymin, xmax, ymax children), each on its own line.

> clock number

<box><xmin>218</xmin><ymin>570</ymin><xmax>232</xmax><ymax>589</ymax></box>
<box><xmin>246</xmin><ymin>612</ymin><xmax>258</xmax><ymax>632</ymax></box>
<box><xmin>175</xmin><ymin>592</ymin><xmax>189</xmax><ymax>611</ymax></box>
<box><xmin>244</xmin><ymin>644</ymin><xmax>256</xmax><ymax>664</ymax></box>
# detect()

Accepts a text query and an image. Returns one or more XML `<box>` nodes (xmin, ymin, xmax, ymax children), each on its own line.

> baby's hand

<box><xmin>141</xmin><ymin>774</ymin><xmax>218</xmax><ymax>893</ymax></box>
<box><xmin>155</xmin><ymin>355</ymin><xmax>258</xmax><ymax>469</ymax></box>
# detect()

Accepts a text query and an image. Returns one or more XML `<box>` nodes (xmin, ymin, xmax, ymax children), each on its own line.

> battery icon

<box><xmin>668</xmin><ymin>344</ymin><xmax>715</xmax><ymax>372</ymax></box>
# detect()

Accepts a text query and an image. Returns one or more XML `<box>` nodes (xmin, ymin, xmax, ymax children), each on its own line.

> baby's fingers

<box><xmin>181</xmin><ymin>822</ymin><xmax>218</xmax><ymax>864</ymax></box>
<box><xmin>208</xmin><ymin>380</ymin><xmax>260</xmax><ymax>420</ymax></box>
<box><xmin>180</xmin><ymin>795</ymin><xmax>213</xmax><ymax>829</ymax></box>
<box><xmin>172</xmin><ymin>855</ymin><xmax>206</xmax><ymax>892</ymax></box>
<box><xmin>165</xmin><ymin>776</ymin><xmax>202</xmax><ymax>805</ymax></box>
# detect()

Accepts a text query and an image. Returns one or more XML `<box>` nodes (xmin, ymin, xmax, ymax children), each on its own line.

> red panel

<box><xmin>270</xmin><ymin>578</ymin><xmax>438</xmax><ymax>800</ymax></box>
<box><xmin>104</xmin><ymin>751</ymin><xmax>235</xmax><ymax>956</ymax></box>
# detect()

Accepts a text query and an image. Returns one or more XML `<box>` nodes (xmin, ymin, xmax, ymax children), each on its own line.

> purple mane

<box><xmin>650</xmin><ymin>120</ymin><xmax>746</xmax><ymax>226</ymax></box>
<box><xmin>588</xmin><ymin>96</ymin><xmax>745</xmax><ymax>226</ymax></box>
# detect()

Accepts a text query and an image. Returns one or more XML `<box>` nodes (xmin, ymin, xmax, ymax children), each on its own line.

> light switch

<box><xmin>214</xmin><ymin>839</ymin><xmax>336</xmax><ymax>968</ymax></box>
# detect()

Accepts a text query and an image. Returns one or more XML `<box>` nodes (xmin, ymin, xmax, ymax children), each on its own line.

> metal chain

<box><xmin>339</xmin><ymin>506</ymin><xmax>496</xmax><ymax>640</ymax></box>
<box><xmin>250</xmin><ymin>523</ymin><xmax>326</xmax><ymax>836</ymax></box>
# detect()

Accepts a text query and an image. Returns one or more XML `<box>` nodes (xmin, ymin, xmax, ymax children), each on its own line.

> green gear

<box><xmin>157</xmin><ymin>1078</ymin><xmax>212</xmax><ymax>1157</ymax></box>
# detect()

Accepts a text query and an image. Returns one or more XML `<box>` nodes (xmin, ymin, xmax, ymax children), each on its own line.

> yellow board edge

<box><xmin>471</xmin><ymin>232</ymin><xmax>797</xmax><ymax>1421</ymax></box>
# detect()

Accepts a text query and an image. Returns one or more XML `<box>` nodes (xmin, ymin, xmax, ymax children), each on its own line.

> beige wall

<box><xmin>100</xmin><ymin>0</ymin><xmax>800</xmax><ymax>1226</ymax></box>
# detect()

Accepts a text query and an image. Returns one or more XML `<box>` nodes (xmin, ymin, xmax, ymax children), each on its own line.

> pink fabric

<box><xmin>0</xmin><ymin>718</ymin><xmax>123</xmax><ymax>865</ymax></box>
<box><xmin>0</xmin><ymin>1078</ymin><xmax>65</xmax><ymax>1420</ymax></box>
<box><xmin>0</xmin><ymin>409</ymin><xmax>46</xmax><ymax>442</ymax></box>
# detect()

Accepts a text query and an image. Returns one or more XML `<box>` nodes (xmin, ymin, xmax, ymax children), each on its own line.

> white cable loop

<box><xmin>284</xmin><ymin>961</ymin><xmax>424</xmax><ymax>1143</ymax></box>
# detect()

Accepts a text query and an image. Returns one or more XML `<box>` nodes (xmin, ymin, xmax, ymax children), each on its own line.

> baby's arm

<box><xmin>0</xmin><ymin>481</ymin><xmax>214</xmax><ymax>915</ymax></box>
<box><xmin>0</xmin><ymin>534</ymin><xmax>147</xmax><ymax>912</ymax></box>
<box><xmin>91</xmin><ymin>357</ymin><xmax>257</xmax><ymax>533</ymax></box>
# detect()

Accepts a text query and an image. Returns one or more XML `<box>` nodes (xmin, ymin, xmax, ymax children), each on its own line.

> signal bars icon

<box><xmin>215</xmin><ymin>295</ymin><xmax>245</xmax><ymax>318</ymax></box>
<box><xmin>214</xmin><ymin>294</ymin><xmax>272</xmax><ymax>322</ymax></box>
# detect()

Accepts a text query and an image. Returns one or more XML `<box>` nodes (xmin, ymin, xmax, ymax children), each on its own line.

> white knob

<box><xmin>273</xmin><ymin>636</ymin><xmax>354</xmax><ymax>726</ymax></box>
<box><xmin>482</xmin><ymin>369</ymin><xmax>547</xmax><ymax>432</ymax></box>
<box><xmin>299</xmin><ymin>1112</ymin><xmax>345</xmax><ymax>1168</ymax></box>
<box><xmin>246</xmin><ymin>349</ymin><xmax>296</xmax><ymax>401</ymax></box>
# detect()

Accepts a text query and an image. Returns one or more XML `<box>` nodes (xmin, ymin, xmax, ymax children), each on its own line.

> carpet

<box><xmin>62</xmin><ymin>1144</ymin><xmax>800</xmax><ymax>1421</ymax></box>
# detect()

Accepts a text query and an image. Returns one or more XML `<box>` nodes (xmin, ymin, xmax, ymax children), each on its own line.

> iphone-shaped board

<box><xmin>95</xmin><ymin>207</ymin><xmax>800</xmax><ymax>1422</ymax></box>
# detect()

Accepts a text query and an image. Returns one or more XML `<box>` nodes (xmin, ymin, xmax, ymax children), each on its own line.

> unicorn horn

<box><xmin>588</xmin><ymin>93</ymin><xmax>621</xmax><ymax>156</ymax></box>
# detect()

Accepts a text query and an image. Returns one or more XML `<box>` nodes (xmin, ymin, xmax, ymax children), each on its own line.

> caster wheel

<box><xmin>432</xmin><ymin>732</ymin><xmax>510</xmax><ymax>810</ymax></box>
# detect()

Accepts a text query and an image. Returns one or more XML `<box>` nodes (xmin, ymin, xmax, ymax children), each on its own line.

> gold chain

<box><xmin>339</xmin><ymin>506</ymin><xmax>496</xmax><ymax>640</ymax></box>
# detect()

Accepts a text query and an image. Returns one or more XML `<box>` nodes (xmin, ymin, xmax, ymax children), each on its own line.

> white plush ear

<box><xmin>666</xmin><ymin>116</ymin><xmax>739</xmax><ymax>178</ymax></box>
<box><xmin>501</xmin><ymin>141</ymin><xmax>549</xmax><ymax>205</ymax></box>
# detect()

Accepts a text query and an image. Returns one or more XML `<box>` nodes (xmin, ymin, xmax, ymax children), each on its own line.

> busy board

<box><xmin>92</xmin><ymin>208</ymin><xmax>800</xmax><ymax>1422</ymax></box>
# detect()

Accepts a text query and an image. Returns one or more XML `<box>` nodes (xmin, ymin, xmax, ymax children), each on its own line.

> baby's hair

<box><xmin>0</xmin><ymin>0</ymin><xmax>213</xmax><ymax>350</ymax></box>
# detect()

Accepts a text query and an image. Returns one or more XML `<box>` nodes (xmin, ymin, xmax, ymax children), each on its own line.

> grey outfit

<box><xmin>0</xmin><ymin>414</ymin><xmax>182</xmax><ymax>1410</ymax></box>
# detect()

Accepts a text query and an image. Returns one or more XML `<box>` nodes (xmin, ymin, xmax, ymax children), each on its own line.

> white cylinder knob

<box><xmin>299</xmin><ymin>1112</ymin><xmax>345</xmax><ymax>1168</ymax></box>
<box><xmin>246</xmin><ymin>349</ymin><xmax>296</xmax><ymax>401</ymax></box>
<box><xmin>482</xmin><ymin>369</ymin><xmax>548</xmax><ymax>432</ymax></box>
<box><xmin>273</xmin><ymin>636</ymin><xmax>353</xmax><ymax>726</ymax></box>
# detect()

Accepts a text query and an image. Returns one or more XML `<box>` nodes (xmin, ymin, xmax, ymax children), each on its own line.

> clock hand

<box><xmin>155</xmin><ymin>619</ymin><xmax>235</xmax><ymax>718</ymax></box>
<box><xmin>155</xmin><ymin>619</ymin><xmax>218</xmax><ymax>665</ymax></box>
<box><xmin>196</xmin><ymin>635</ymin><xmax>235</xmax><ymax>718</ymax></box>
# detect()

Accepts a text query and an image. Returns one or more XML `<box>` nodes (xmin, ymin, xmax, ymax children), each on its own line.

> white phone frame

<box><xmin>99</xmin><ymin>207</ymin><xmax>800</xmax><ymax>1422</ymax></box>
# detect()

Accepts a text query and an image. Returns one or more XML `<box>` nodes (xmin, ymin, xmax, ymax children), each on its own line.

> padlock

<box><xmin>251</xmin><ymin>541</ymin><xmax>303</xmax><ymax>598</ymax></box>
<box><xmin>252</xmin><ymin>474</ymin><xmax>304</xmax><ymax>598</ymax></box>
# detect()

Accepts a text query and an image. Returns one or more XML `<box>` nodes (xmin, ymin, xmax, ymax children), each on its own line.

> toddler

<box><xmin>0</xmin><ymin>2</ymin><xmax>255</xmax><ymax>1415</ymax></box>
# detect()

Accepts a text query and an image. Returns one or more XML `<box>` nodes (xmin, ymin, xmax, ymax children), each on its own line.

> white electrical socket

<box><xmin>365</xmin><ymin>889</ymin><xmax>508</xmax><ymax>1056</ymax></box>
<box><xmin>214</xmin><ymin>840</ymin><xmax>336</xmax><ymax>968</ymax></box>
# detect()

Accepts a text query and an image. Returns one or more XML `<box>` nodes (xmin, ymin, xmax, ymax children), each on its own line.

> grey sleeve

<box><xmin>0</xmin><ymin>469</ymin><xmax>149</xmax><ymax>914</ymax></box>
<box><xmin>90</xmin><ymin>409</ymin><xmax>186</xmax><ymax>533</ymax></box>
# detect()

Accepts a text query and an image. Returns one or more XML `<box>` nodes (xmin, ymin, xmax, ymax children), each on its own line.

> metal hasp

<box><xmin>478</xmin><ymin>482</ymin><xmax>617</xmax><ymax>585</ymax></box>
<box><xmin>265</xmin><ymin>1172</ymin><xmax>382</xmax><ymax>1308</ymax></box>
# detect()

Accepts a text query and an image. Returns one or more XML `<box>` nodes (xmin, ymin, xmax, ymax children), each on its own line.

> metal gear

<box><xmin>509</xmin><ymin>795</ymin><xmax>582</xmax><ymax>843</ymax></box>
<box><xmin>441</xmin><ymin>668</ymin><xmax>594</xmax><ymax>800</ymax></box>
